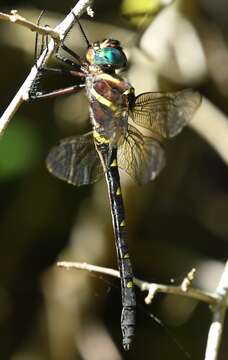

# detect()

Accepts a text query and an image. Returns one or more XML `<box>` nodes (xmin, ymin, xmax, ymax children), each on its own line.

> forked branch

<box><xmin>0</xmin><ymin>0</ymin><xmax>94</xmax><ymax>135</ymax></box>
<box><xmin>57</xmin><ymin>260</ymin><xmax>228</xmax><ymax>360</ymax></box>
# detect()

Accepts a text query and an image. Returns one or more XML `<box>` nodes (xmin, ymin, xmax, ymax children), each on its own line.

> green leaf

<box><xmin>121</xmin><ymin>0</ymin><xmax>173</xmax><ymax>27</ymax></box>
<box><xmin>0</xmin><ymin>118</ymin><xmax>42</xmax><ymax>180</ymax></box>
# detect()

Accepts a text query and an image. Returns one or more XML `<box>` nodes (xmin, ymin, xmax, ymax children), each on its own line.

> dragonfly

<box><xmin>30</xmin><ymin>15</ymin><xmax>201</xmax><ymax>350</ymax></box>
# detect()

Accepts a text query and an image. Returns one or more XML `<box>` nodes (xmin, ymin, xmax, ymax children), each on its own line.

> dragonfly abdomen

<box><xmin>96</xmin><ymin>142</ymin><xmax>136</xmax><ymax>350</ymax></box>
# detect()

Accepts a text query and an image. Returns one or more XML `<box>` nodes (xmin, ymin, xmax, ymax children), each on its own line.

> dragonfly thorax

<box><xmin>85</xmin><ymin>71</ymin><xmax>132</xmax><ymax>147</ymax></box>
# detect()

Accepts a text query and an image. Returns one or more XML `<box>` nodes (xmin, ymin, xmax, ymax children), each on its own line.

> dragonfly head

<box><xmin>86</xmin><ymin>39</ymin><xmax>127</xmax><ymax>70</ymax></box>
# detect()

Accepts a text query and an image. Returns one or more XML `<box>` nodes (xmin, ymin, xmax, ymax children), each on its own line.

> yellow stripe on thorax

<box><xmin>98</xmin><ymin>73</ymin><xmax>121</xmax><ymax>85</ymax></box>
<box><xmin>90</xmin><ymin>88</ymin><xmax>118</xmax><ymax>112</ymax></box>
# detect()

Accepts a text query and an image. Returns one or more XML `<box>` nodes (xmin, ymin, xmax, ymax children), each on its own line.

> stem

<box><xmin>57</xmin><ymin>260</ymin><xmax>228</xmax><ymax>357</ymax></box>
<box><xmin>0</xmin><ymin>0</ymin><xmax>94</xmax><ymax>135</ymax></box>
<box><xmin>204</xmin><ymin>261</ymin><xmax>228</xmax><ymax>360</ymax></box>
<box><xmin>0</xmin><ymin>10</ymin><xmax>60</xmax><ymax>40</ymax></box>
<box><xmin>57</xmin><ymin>261</ymin><xmax>219</xmax><ymax>306</ymax></box>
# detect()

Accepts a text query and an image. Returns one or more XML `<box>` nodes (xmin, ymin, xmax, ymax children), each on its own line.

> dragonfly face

<box><xmin>86</xmin><ymin>39</ymin><xmax>127</xmax><ymax>70</ymax></box>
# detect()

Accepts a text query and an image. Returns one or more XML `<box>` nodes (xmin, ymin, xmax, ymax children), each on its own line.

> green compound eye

<box><xmin>94</xmin><ymin>47</ymin><xmax>127</xmax><ymax>68</ymax></box>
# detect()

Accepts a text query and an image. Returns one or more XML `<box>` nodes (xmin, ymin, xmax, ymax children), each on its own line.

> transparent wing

<box><xmin>118</xmin><ymin>124</ymin><xmax>165</xmax><ymax>185</ymax></box>
<box><xmin>130</xmin><ymin>89</ymin><xmax>201</xmax><ymax>138</ymax></box>
<box><xmin>46</xmin><ymin>132</ymin><xmax>103</xmax><ymax>186</ymax></box>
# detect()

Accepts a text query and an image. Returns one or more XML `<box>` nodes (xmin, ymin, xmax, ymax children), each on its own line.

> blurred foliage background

<box><xmin>0</xmin><ymin>0</ymin><xmax>228</xmax><ymax>359</ymax></box>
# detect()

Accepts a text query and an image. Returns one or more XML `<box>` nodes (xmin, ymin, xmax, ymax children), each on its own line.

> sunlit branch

<box><xmin>57</xmin><ymin>261</ymin><xmax>219</xmax><ymax>306</ymax></box>
<box><xmin>204</xmin><ymin>260</ymin><xmax>228</xmax><ymax>360</ymax></box>
<box><xmin>57</xmin><ymin>260</ymin><xmax>228</xmax><ymax>359</ymax></box>
<box><xmin>0</xmin><ymin>10</ymin><xmax>60</xmax><ymax>40</ymax></box>
<box><xmin>0</xmin><ymin>0</ymin><xmax>94</xmax><ymax>135</ymax></box>
<box><xmin>191</xmin><ymin>97</ymin><xmax>228</xmax><ymax>165</ymax></box>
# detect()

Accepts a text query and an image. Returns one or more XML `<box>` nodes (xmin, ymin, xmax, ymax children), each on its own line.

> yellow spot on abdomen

<box><xmin>127</xmin><ymin>281</ymin><xmax>134</xmax><ymax>288</ymax></box>
<box><xmin>124</xmin><ymin>253</ymin><xmax>130</xmax><ymax>259</ymax></box>
<box><xmin>120</xmin><ymin>220</ymin><xmax>126</xmax><ymax>227</ymax></box>
<box><xmin>116</xmin><ymin>187</ymin><xmax>121</xmax><ymax>195</ymax></box>
<box><xmin>110</xmin><ymin>159</ymin><xmax>117</xmax><ymax>167</ymax></box>
<box><xmin>93</xmin><ymin>130</ymin><xmax>109</xmax><ymax>144</ymax></box>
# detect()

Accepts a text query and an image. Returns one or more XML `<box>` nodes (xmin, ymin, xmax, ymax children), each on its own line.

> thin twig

<box><xmin>57</xmin><ymin>260</ymin><xmax>228</xmax><ymax>358</ymax></box>
<box><xmin>0</xmin><ymin>10</ymin><xmax>60</xmax><ymax>40</ymax></box>
<box><xmin>0</xmin><ymin>0</ymin><xmax>94</xmax><ymax>135</ymax></box>
<box><xmin>204</xmin><ymin>260</ymin><xmax>228</xmax><ymax>360</ymax></box>
<box><xmin>181</xmin><ymin>268</ymin><xmax>196</xmax><ymax>292</ymax></box>
<box><xmin>142</xmin><ymin>279</ymin><xmax>218</xmax><ymax>306</ymax></box>
<box><xmin>57</xmin><ymin>261</ymin><xmax>219</xmax><ymax>306</ymax></box>
<box><xmin>58</xmin><ymin>261</ymin><xmax>120</xmax><ymax>278</ymax></box>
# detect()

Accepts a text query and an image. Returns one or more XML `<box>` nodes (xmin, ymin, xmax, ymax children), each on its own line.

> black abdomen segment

<box><xmin>97</xmin><ymin>144</ymin><xmax>136</xmax><ymax>350</ymax></box>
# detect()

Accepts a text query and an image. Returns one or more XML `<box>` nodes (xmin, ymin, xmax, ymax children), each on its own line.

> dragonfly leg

<box><xmin>40</xmin><ymin>66</ymin><xmax>86</xmax><ymax>78</ymax></box>
<box><xmin>55</xmin><ymin>52</ymin><xmax>82</xmax><ymax>69</ymax></box>
<box><xmin>34</xmin><ymin>11</ymin><xmax>47</xmax><ymax>68</ymax></box>
<box><xmin>29</xmin><ymin>83</ymin><xmax>85</xmax><ymax>100</ymax></box>
<box><xmin>71</xmin><ymin>11</ymin><xmax>90</xmax><ymax>48</ymax></box>
<box><xmin>61</xmin><ymin>43</ymin><xmax>83</xmax><ymax>64</ymax></box>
